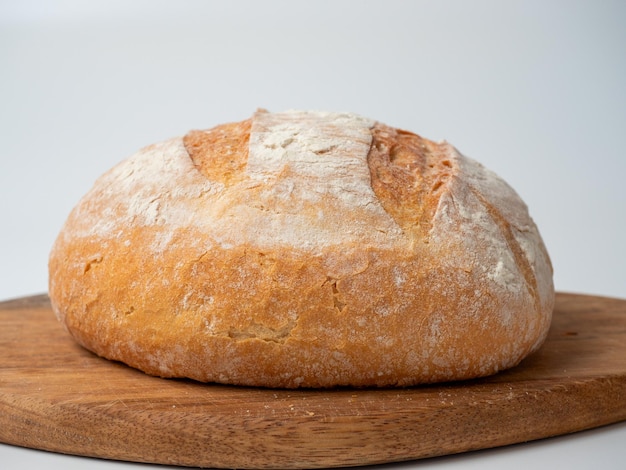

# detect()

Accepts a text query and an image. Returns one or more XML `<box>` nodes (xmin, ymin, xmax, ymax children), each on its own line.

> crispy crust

<box><xmin>48</xmin><ymin>110</ymin><xmax>554</xmax><ymax>388</ymax></box>
<box><xmin>183</xmin><ymin>119</ymin><xmax>251</xmax><ymax>185</ymax></box>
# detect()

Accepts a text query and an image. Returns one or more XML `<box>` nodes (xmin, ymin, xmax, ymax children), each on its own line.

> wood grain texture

<box><xmin>0</xmin><ymin>293</ymin><xmax>625</xmax><ymax>469</ymax></box>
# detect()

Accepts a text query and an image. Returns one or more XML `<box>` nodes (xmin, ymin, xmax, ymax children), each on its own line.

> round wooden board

<box><xmin>0</xmin><ymin>293</ymin><xmax>625</xmax><ymax>469</ymax></box>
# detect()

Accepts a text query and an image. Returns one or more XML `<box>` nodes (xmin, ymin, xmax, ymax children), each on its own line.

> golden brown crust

<box><xmin>367</xmin><ymin>123</ymin><xmax>454</xmax><ymax>236</ymax></box>
<box><xmin>48</xmin><ymin>110</ymin><xmax>554</xmax><ymax>388</ymax></box>
<box><xmin>183</xmin><ymin>119</ymin><xmax>251</xmax><ymax>185</ymax></box>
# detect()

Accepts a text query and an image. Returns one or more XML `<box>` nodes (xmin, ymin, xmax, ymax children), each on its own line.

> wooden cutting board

<box><xmin>1</xmin><ymin>293</ymin><xmax>625</xmax><ymax>469</ymax></box>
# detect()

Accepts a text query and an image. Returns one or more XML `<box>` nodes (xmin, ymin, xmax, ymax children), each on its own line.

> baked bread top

<box><xmin>48</xmin><ymin>109</ymin><xmax>554</xmax><ymax>388</ymax></box>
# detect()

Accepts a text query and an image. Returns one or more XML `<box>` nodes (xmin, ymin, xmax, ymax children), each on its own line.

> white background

<box><xmin>1</xmin><ymin>1</ymin><xmax>625</xmax><ymax>469</ymax></box>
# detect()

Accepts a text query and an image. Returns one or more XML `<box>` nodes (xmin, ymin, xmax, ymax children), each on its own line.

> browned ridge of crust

<box><xmin>184</xmin><ymin>118</ymin><xmax>251</xmax><ymax>185</ymax></box>
<box><xmin>367</xmin><ymin>123</ymin><xmax>455</xmax><ymax>236</ymax></box>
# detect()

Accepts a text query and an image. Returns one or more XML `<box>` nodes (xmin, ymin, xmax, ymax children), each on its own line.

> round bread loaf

<box><xmin>48</xmin><ymin>109</ymin><xmax>554</xmax><ymax>388</ymax></box>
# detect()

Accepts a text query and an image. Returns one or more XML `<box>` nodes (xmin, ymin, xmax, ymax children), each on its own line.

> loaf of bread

<box><xmin>48</xmin><ymin>109</ymin><xmax>554</xmax><ymax>388</ymax></box>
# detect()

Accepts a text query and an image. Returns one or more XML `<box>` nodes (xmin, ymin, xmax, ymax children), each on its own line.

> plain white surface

<box><xmin>1</xmin><ymin>1</ymin><xmax>625</xmax><ymax>469</ymax></box>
